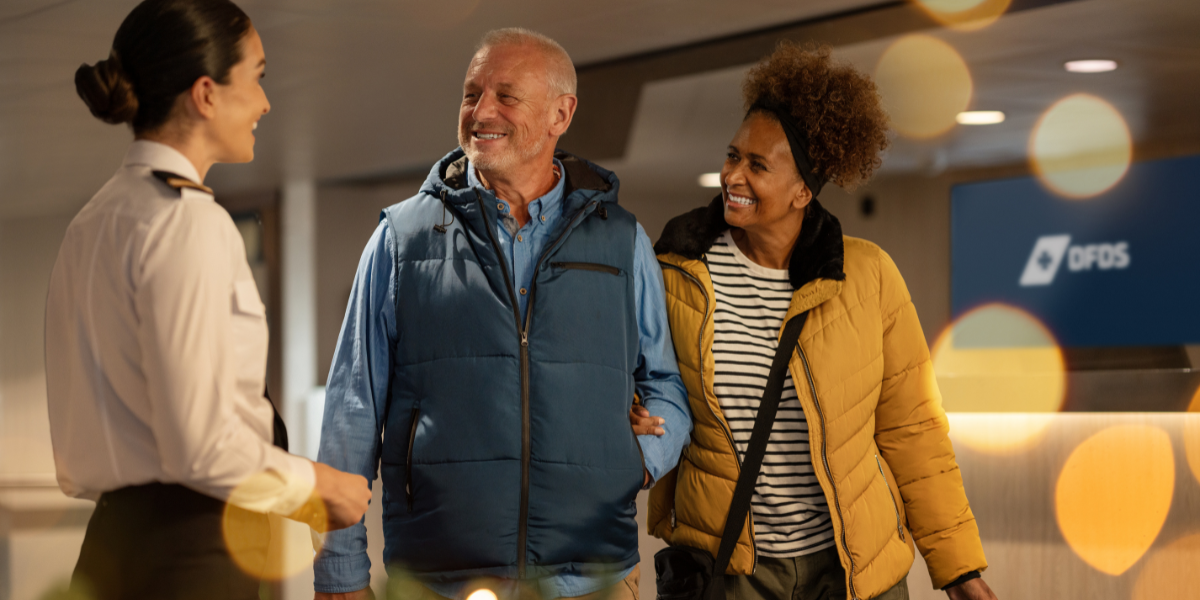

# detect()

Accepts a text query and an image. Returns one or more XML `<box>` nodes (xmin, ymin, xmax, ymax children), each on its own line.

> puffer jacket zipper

<box><xmin>876</xmin><ymin>454</ymin><xmax>906</xmax><ymax>541</ymax></box>
<box><xmin>796</xmin><ymin>343</ymin><xmax>859</xmax><ymax>600</ymax></box>
<box><xmin>660</xmin><ymin>259</ymin><xmax>757</xmax><ymax>574</ymax></box>
<box><xmin>406</xmin><ymin>406</ymin><xmax>419</xmax><ymax>512</ymax></box>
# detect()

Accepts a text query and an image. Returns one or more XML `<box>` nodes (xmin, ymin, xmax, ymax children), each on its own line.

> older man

<box><xmin>312</xmin><ymin>29</ymin><xmax>691</xmax><ymax>600</ymax></box>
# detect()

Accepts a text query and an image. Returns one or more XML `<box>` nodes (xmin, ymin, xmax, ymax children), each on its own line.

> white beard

<box><xmin>459</xmin><ymin>127</ymin><xmax>548</xmax><ymax>174</ymax></box>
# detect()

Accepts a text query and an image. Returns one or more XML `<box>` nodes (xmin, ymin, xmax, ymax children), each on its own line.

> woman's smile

<box><xmin>725</xmin><ymin>190</ymin><xmax>757</xmax><ymax>207</ymax></box>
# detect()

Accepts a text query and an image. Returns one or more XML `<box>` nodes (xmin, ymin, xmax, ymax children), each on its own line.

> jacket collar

<box><xmin>424</xmin><ymin>147</ymin><xmax>617</xmax><ymax>209</ymax></box>
<box><xmin>654</xmin><ymin>195</ymin><xmax>846</xmax><ymax>290</ymax></box>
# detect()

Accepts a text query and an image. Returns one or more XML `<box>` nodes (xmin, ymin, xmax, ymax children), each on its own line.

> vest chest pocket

<box><xmin>550</xmin><ymin>261</ymin><xmax>622</xmax><ymax>276</ymax></box>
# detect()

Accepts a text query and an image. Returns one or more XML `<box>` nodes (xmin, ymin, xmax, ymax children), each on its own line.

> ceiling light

<box><xmin>1065</xmin><ymin>59</ymin><xmax>1118</xmax><ymax>73</ymax></box>
<box><xmin>956</xmin><ymin>110</ymin><xmax>1006</xmax><ymax>125</ymax></box>
<box><xmin>698</xmin><ymin>173</ymin><xmax>721</xmax><ymax>188</ymax></box>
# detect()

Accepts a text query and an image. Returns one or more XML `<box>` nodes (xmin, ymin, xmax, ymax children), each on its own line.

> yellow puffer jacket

<box><xmin>648</xmin><ymin>199</ymin><xmax>987</xmax><ymax>599</ymax></box>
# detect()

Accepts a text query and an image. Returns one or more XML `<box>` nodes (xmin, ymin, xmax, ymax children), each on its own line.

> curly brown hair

<box><xmin>742</xmin><ymin>42</ymin><xmax>890</xmax><ymax>190</ymax></box>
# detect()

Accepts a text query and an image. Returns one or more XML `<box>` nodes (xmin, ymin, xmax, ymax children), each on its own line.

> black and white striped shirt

<box><xmin>709</xmin><ymin>232</ymin><xmax>835</xmax><ymax>557</ymax></box>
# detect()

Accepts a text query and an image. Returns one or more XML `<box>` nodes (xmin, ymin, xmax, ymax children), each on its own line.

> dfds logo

<box><xmin>1019</xmin><ymin>234</ymin><xmax>1131</xmax><ymax>287</ymax></box>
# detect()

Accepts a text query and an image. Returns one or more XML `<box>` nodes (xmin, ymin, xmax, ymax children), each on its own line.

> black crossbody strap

<box><xmin>711</xmin><ymin>311</ymin><xmax>809</xmax><ymax>577</ymax></box>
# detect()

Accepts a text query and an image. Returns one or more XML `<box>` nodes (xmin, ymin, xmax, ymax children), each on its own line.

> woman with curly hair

<box><xmin>640</xmin><ymin>43</ymin><xmax>997</xmax><ymax>600</ymax></box>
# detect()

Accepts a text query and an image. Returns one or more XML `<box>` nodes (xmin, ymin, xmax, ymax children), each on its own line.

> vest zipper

<box><xmin>477</xmin><ymin>192</ymin><xmax>603</xmax><ymax>578</ymax></box>
<box><xmin>659</xmin><ymin>260</ymin><xmax>757</xmax><ymax>574</ymax></box>
<box><xmin>796</xmin><ymin>343</ymin><xmax>858</xmax><ymax>600</ymax></box>
<box><xmin>550</xmin><ymin>261</ymin><xmax>621</xmax><ymax>275</ymax></box>
<box><xmin>473</xmin><ymin>190</ymin><xmax>530</xmax><ymax>577</ymax></box>
<box><xmin>517</xmin><ymin>200</ymin><xmax>599</xmax><ymax>577</ymax></box>
<box><xmin>406</xmin><ymin>406</ymin><xmax>419</xmax><ymax>512</ymax></box>
<box><xmin>875</xmin><ymin>454</ymin><xmax>906</xmax><ymax>541</ymax></box>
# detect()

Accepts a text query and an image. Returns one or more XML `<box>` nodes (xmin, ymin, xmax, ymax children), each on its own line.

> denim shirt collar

<box><xmin>466</xmin><ymin>158</ymin><xmax>567</xmax><ymax>228</ymax></box>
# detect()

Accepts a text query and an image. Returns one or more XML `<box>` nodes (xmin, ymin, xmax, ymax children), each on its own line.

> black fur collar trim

<box><xmin>654</xmin><ymin>195</ymin><xmax>846</xmax><ymax>289</ymax></box>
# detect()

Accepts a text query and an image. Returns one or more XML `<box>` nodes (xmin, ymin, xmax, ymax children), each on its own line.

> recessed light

<box><xmin>698</xmin><ymin>173</ymin><xmax>721</xmax><ymax>188</ymax></box>
<box><xmin>956</xmin><ymin>110</ymin><xmax>1006</xmax><ymax>125</ymax></box>
<box><xmin>1065</xmin><ymin>59</ymin><xmax>1118</xmax><ymax>73</ymax></box>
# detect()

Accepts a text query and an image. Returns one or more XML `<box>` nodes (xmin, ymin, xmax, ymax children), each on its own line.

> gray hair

<box><xmin>476</xmin><ymin>27</ymin><xmax>577</xmax><ymax>97</ymax></box>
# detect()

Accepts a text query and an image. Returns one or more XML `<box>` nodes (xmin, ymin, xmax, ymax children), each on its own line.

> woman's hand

<box><xmin>629</xmin><ymin>405</ymin><xmax>665</xmax><ymax>436</ymax></box>
<box><xmin>946</xmin><ymin>578</ymin><xmax>998</xmax><ymax>600</ymax></box>
<box><xmin>630</xmin><ymin>405</ymin><xmax>663</xmax><ymax>487</ymax></box>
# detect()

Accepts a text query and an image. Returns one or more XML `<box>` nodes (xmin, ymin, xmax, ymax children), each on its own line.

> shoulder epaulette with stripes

<box><xmin>151</xmin><ymin>170</ymin><xmax>213</xmax><ymax>195</ymax></box>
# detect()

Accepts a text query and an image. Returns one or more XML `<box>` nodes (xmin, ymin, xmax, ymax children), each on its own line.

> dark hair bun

<box><xmin>75</xmin><ymin>53</ymin><xmax>138</xmax><ymax>125</ymax></box>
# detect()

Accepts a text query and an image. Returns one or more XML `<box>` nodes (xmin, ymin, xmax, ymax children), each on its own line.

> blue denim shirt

<box><xmin>314</xmin><ymin>160</ymin><xmax>691</xmax><ymax>598</ymax></box>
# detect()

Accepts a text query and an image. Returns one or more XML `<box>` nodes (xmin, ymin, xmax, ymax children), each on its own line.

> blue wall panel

<box><xmin>951</xmin><ymin>155</ymin><xmax>1200</xmax><ymax>347</ymax></box>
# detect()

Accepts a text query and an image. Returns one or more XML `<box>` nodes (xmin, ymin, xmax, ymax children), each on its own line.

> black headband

<box><xmin>749</xmin><ymin>100</ymin><xmax>826</xmax><ymax>197</ymax></box>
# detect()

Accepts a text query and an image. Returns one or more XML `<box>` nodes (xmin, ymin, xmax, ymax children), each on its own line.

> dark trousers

<box><xmin>723</xmin><ymin>547</ymin><xmax>909</xmax><ymax>600</ymax></box>
<box><xmin>70</xmin><ymin>483</ymin><xmax>265</xmax><ymax>600</ymax></box>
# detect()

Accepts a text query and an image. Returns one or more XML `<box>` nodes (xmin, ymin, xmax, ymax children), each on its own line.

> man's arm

<box><xmin>631</xmin><ymin>223</ymin><xmax>692</xmax><ymax>485</ymax></box>
<box><xmin>314</xmin><ymin>221</ymin><xmax>398</xmax><ymax>596</ymax></box>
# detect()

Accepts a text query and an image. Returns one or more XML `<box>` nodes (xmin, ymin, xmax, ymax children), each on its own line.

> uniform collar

<box><xmin>122</xmin><ymin>140</ymin><xmax>204</xmax><ymax>186</ymax></box>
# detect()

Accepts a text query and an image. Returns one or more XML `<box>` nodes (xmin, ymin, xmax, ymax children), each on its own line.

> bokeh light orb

<box><xmin>912</xmin><ymin>0</ymin><xmax>1012</xmax><ymax>31</ymax></box>
<box><xmin>222</xmin><ymin>472</ymin><xmax>327</xmax><ymax>580</ymax></box>
<box><xmin>467</xmin><ymin>589</ymin><xmax>500</xmax><ymax>600</ymax></box>
<box><xmin>1055</xmin><ymin>425</ymin><xmax>1174</xmax><ymax>576</ymax></box>
<box><xmin>933</xmin><ymin>304</ymin><xmax>1064</xmax><ymax>453</ymax></box>
<box><xmin>1185</xmin><ymin>389</ymin><xmax>1200</xmax><ymax>486</ymax></box>
<box><xmin>1132</xmin><ymin>532</ymin><xmax>1200</xmax><ymax>599</ymax></box>
<box><xmin>874</xmin><ymin>34</ymin><xmax>973</xmax><ymax>140</ymax></box>
<box><xmin>946</xmin><ymin>413</ymin><xmax>1057</xmax><ymax>456</ymax></box>
<box><xmin>1030</xmin><ymin>93</ymin><xmax>1133</xmax><ymax>199</ymax></box>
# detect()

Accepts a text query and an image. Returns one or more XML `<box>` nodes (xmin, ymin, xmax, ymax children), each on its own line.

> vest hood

<box><xmin>654</xmin><ymin>195</ymin><xmax>846</xmax><ymax>290</ymax></box>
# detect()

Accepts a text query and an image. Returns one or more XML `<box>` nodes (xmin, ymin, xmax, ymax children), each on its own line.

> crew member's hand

<box><xmin>312</xmin><ymin>461</ymin><xmax>371</xmax><ymax>531</ymax></box>
<box><xmin>315</xmin><ymin>587</ymin><xmax>375</xmax><ymax>600</ymax></box>
<box><xmin>629</xmin><ymin>405</ymin><xmax>665</xmax><ymax>436</ymax></box>
<box><xmin>946</xmin><ymin>578</ymin><xmax>998</xmax><ymax>600</ymax></box>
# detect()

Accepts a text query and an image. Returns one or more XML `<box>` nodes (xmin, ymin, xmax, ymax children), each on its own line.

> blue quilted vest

<box><xmin>378</xmin><ymin>149</ymin><xmax>644</xmax><ymax>582</ymax></box>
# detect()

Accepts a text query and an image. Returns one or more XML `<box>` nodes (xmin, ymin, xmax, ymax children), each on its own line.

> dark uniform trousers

<box><xmin>70</xmin><ymin>483</ymin><xmax>266</xmax><ymax>600</ymax></box>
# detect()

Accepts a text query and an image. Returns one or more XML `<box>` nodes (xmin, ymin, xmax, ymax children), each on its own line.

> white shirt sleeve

<box><xmin>133</xmin><ymin>194</ymin><xmax>315</xmax><ymax>515</ymax></box>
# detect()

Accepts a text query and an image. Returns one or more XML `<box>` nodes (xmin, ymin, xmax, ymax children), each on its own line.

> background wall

<box><xmin>0</xmin><ymin>215</ymin><xmax>71</xmax><ymax>480</ymax></box>
<box><xmin>0</xmin><ymin>214</ymin><xmax>91</xmax><ymax>600</ymax></box>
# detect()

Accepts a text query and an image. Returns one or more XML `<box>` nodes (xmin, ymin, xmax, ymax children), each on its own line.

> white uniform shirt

<box><xmin>45</xmin><ymin>141</ymin><xmax>315</xmax><ymax>515</ymax></box>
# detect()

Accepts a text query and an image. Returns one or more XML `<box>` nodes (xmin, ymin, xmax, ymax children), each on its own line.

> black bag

<box><xmin>654</xmin><ymin>312</ymin><xmax>809</xmax><ymax>600</ymax></box>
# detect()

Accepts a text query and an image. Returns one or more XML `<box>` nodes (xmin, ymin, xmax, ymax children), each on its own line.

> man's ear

<box><xmin>186</xmin><ymin>76</ymin><xmax>219</xmax><ymax>121</ymax></box>
<box><xmin>549</xmin><ymin>94</ymin><xmax>578</xmax><ymax>137</ymax></box>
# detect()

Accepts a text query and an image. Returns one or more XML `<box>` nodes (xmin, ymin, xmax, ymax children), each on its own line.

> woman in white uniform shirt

<box><xmin>44</xmin><ymin>1</ymin><xmax>371</xmax><ymax>598</ymax></box>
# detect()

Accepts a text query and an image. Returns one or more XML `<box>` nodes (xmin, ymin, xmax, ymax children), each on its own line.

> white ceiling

<box><xmin>0</xmin><ymin>0</ymin><xmax>881</xmax><ymax>217</ymax></box>
<box><xmin>1</xmin><ymin>0</ymin><xmax>1198</xmax><ymax>219</ymax></box>
<box><xmin>604</xmin><ymin>0</ymin><xmax>1200</xmax><ymax>214</ymax></box>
